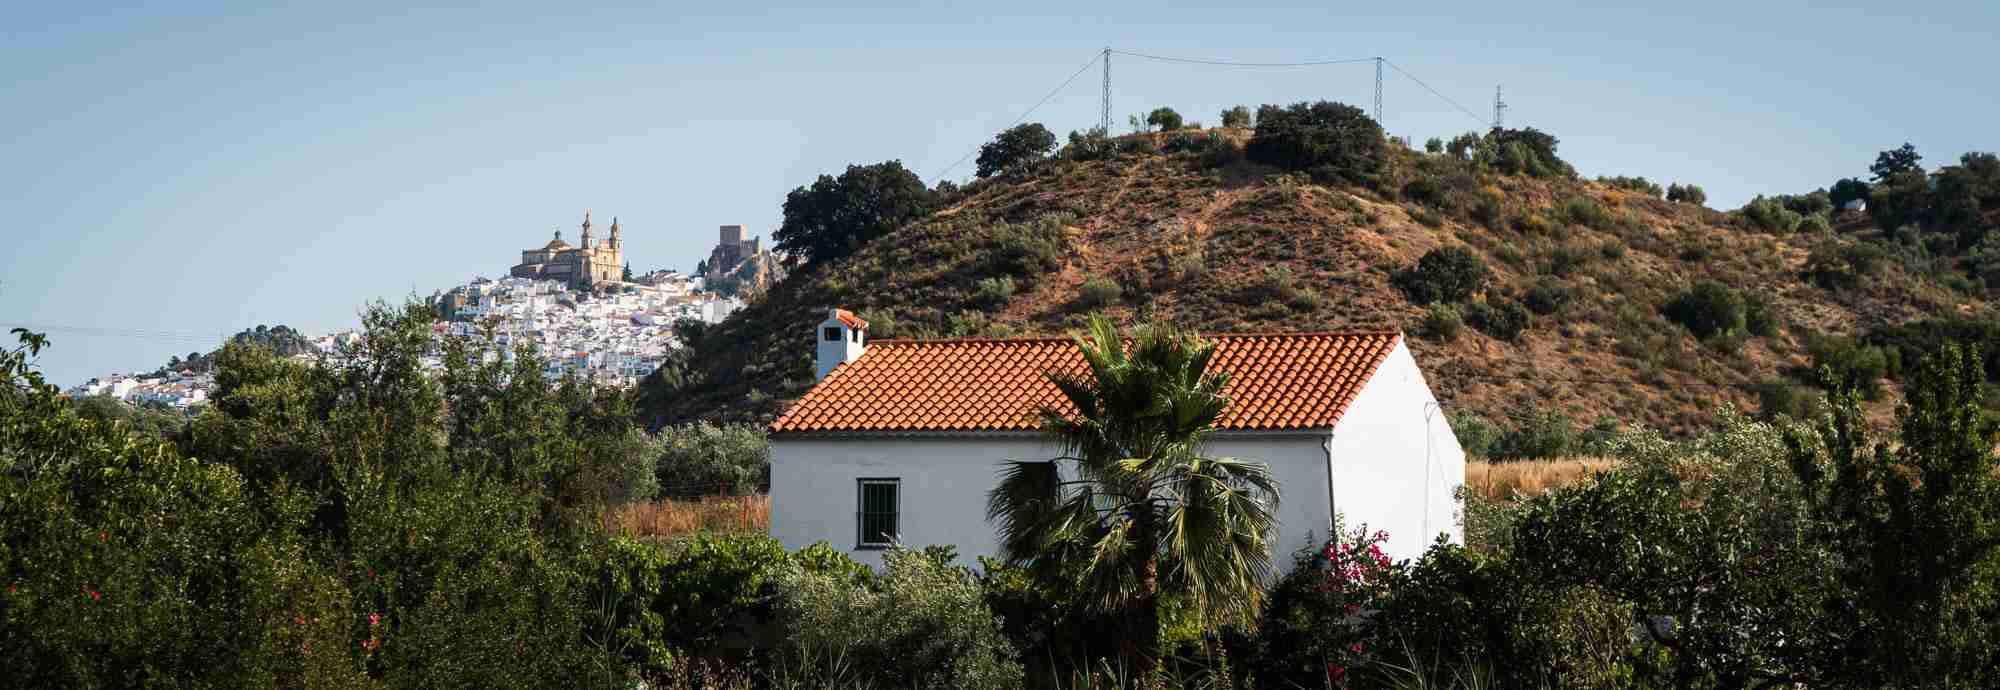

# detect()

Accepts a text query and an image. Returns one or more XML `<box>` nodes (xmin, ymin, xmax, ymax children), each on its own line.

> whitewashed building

<box><xmin>768</xmin><ymin>309</ymin><xmax>1466</xmax><ymax>569</ymax></box>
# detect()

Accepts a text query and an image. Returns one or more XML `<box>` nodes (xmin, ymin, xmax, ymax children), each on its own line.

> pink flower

<box><xmin>1349</xmin><ymin>642</ymin><xmax>1364</xmax><ymax>653</ymax></box>
<box><xmin>82</xmin><ymin>585</ymin><xmax>101</xmax><ymax>601</ymax></box>
<box><xmin>98</xmin><ymin>531</ymin><xmax>107</xmax><ymax>542</ymax></box>
<box><xmin>369</xmin><ymin>612</ymin><xmax>381</xmax><ymax>627</ymax></box>
<box><xmin>361</xmin><ymin>637</ymin><xmax>379</xmax><ymax>653</ymax></box>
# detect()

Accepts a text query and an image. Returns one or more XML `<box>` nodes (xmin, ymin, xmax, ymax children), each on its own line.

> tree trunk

<box><xmin>1130</xmin><ymin>557</ymin><xmax>1162</xmax><ymax>685</ymax></box>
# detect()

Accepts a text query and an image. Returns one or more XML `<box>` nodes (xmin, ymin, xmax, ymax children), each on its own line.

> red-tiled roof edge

<box><xmin>868</xmin><ymin>330</ymin><xmax>1404</xmax><ymax>345</ymax></box>
<box><xmin>767</xmin><ymin>332</ymin><xmax>1405</xmax><ymax>434</ymax></box>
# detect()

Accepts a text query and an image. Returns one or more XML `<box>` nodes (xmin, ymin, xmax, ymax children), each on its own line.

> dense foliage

<box><xmin>1246</xmin><ymin>101</ymin><xmax>1385</xmax><ymax>187</ymax></box>
<box><xmin>975</xmin><ymin>122</ymin><xmax>1056</xmax><ymax>178</ymax></box>
<box><xmin>773</xmin><ymin>160</ymin><xmax>938</xmax><ymax>266</ymax></box>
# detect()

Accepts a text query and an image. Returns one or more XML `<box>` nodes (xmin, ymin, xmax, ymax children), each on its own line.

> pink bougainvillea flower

<box><xmin>361</xmin><ymin>637</ymin><xmax>379</xmax><ymax>653</ymax></box>
<box><xmin>1350</xmin><ymin>642</ymin><xmax>1364</xmax><ymax>653</ymax></box>
<box><xmin>369</xmin><ymin>612</ymin><xmax>381</xmax><ymax>627</ymax></box>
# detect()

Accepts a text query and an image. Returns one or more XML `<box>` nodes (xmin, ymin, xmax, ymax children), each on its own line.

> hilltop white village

<box><xmin>67</xmin><ymin>217</ymin><xmax>780</xmax><ymax>407</ymax></box>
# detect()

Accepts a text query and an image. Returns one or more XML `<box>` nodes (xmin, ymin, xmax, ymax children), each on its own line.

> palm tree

<box><xmin>986</xmin><ymin>316</ymin><xmax>1281</xmax><ymax>672</ymax></box>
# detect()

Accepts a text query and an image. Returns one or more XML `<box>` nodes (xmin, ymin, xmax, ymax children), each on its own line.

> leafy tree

<box><xmin>1662</xmin><ymin>280</ymin><xmax>1746</xmax><ymax>339</ymax></box>
<box><xmin>1393</xmin><ymin>246</ymin><xmax>1488</xmax><ymax>305</ymax></box>
<box><xmin>1480</xmin><ymin>127</ymin><xmax>1573</xmax><ymax>178</ymax></box>
<box><xmin>1870</xmin><ymin>142</ymin><xmax>1924</xmax><ymax>181</ymax></box>
<box><xmin>1145</xmin><ymin>107</ymin><xmax>1184</xmax><ymax>131</ymax></box>
<box><xmin>1219</xmin><ymin>105</ymin><xmax>1251</xmax><ymax>128</ymax></box>
<box><xmin>1739</xmin><ymin>196</ymin><xmax>1804</xmax><ymax>233</ymax></box>
<box><xmin>653</xmin><ymin>421</ymin><xmax>769</xmax><ymax>496</ymax></box>
<box><xmin>1666</xmin><ymin>182</ymin><xmax>1708</xmax><ymax>205</ymax></box>
<box><xmin>975</xmin><ymin>122</ymin><xmax>1057</xmax><ymax>178</ymax></box>
<box><xmin>1785</xmin><ymin>345</ymin><xmax>2000</xmax><ymax>685</ymax></box>
<box><xmin>622</xmin><ymin>261</ymin><xmax>633</xmax><ymax>282</ymax></box>
<box><xmin>1830</xmin><ymin>177</ymin><xmax>1872</xmax><ymax>210</ymax></box>
<box><xmin>1246</xmin><ymin>101</ymin><xmax>1386</xmax><ymax>186</ymax></box>
<box><xmin>774</xmin><ymin>160</ymin><xmax>939</xmax><ymax>266</ymax></box>
<box><xmin>986</xmin><ymin>316</ymin><xmax>1280</xmax><ymax>673</ymax></box>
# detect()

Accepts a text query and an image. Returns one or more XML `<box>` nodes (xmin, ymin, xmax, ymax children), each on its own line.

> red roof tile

<box><xmin>770</xmin><ymin>332</ymin><xmax>1401</xmax><ymax>434</ymax></box>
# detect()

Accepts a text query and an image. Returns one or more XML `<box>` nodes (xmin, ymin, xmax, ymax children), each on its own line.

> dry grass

<box><xmin>602</xmin><ymin>495</ymin><xmax>770</xmax><ymax>539</ymax></box>
<box><xmin>1464</xmin><ymin>458</ymin><xmax>1619</xmax><ymax>501</ymax></box>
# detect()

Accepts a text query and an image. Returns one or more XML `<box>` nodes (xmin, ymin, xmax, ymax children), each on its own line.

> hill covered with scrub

<box><xmin>645</xmin><ymin>104</ymin><xmax>2000</xmax><ymax>438</ymax></box>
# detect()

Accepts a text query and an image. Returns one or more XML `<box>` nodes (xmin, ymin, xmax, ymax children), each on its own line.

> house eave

<box><xmin>767</xmin><ymin>427</ymin><xmax>1336</xmax><ymax>441</ymax></box>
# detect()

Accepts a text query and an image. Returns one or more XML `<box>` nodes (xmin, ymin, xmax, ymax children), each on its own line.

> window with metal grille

<box><xmin>856</xmin><ymin>478</ymin><xmax>899</xmax><ymax>548</ymax></box>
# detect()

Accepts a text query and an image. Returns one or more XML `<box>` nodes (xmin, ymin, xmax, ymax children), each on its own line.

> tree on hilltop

<box><xmin>975</xmin><ymin>123</ymin><xmax>1057</xmax><ymax>179</ymax></box>
<box><xmin>1871</xmin><ymin>143</ymin><xmax>1924</xmax><ymax>181</ymax></box>
<box><xmin>774</xmin><ymin>161</ymin><xmax>938</xmax><ymax>266</ymax></box>
<box><xmin>1246</xmin><ymin>101</ymin><xmax>1385</xmax><ymax>187</ymax></box>
<box><xmin>1145</xmin><ymin>107</ymin><xmax>1184</xmax><ymax>132</ymax></box>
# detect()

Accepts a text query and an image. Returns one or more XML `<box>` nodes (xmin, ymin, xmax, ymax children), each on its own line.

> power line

<box><xmin>932</xmin><ymin>51</ymin><xmax>1104</xmax><ymax>181</ymax></box>
<box><xmin>1108</xmin><ymin>49</ymin><xmax>1378</xmax><ymax>67</ymax></box>
<box><xmin>1383</xmin><ymin>60</ymin><xmax>1488</xmax><ymax>127</ymax></box>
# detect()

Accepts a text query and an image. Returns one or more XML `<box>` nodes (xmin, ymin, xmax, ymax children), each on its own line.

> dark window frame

<box><xmin>824</xmin><ymin>326</ymin><xmax>842</xmax><ymax>342</ymax></box>
<box><xmin>855</xmin><ymin>478</ymin><xmax>900</xmax><ymax>549</ymax></box>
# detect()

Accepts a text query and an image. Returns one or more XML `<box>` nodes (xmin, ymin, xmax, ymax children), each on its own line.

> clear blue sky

<box><xmin>4</xmin><ymin>1</ymin><xmax>1995</xmax><ymax>386</ymax></box>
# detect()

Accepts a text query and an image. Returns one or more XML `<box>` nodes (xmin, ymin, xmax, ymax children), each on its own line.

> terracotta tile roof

<box><xmin>771</xmin><ymin>332</ymin><xmax>1401</xmax><ymax>434</ymax></box>
<box><xmin>832</xmin><ymin>309</ymin><xmax>869</xmax><ymax>330</ymax></box>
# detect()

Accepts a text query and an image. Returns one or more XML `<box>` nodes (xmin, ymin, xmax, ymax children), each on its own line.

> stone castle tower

<box><xmin>509</xmin><ymin>211</ymin><xmax>626</xmax><ymax>287</ymax></box>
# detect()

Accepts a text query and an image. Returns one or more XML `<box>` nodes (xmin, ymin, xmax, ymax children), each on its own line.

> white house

<box><xmin>768</xmin><ymin>308</ymin><xmax>1466</xmax><ymax>569</ymax></box>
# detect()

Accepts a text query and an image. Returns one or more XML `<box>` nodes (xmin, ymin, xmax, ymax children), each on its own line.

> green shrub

<box><xmin>1666</xmin><ymin>182</ymin><xmax>1708</xmax><ymax>205</ymax></box>
<box><xmin>1075</xmin><ymin>277</ymin><xmax>1122</xmax><ymax>309</ymax></box>
<box><xmin>1480</xmin><ymin>128</ymin><xmax>1574</xmax><ymax>178</ymax></box>
<box><xmin>1561</xmin><ymin>196</ymin><xmax>1608</xmax><ymax>228</ymax></box>
<box><xmin>1544</xmin><ymin>242</ymin><xmax>1595</xmax><ymax>277</ymax></box>
<box><xmin>1220</xmin><ymin>105</ymin><xmax>1251</xmax><ymax>128</ymax></box>
<box><xmin>1740</xmin><ymin>195</ymin><xmax>1803</xmax><ymax>233</ymax></box>
<box><xmin>980</xmin><ymin>215</ymin><xmax>1071</xmax><ymax>282</ymax></box>
<box><xmin>1061</xmin><ymin>128</ymin><xmax>1114</xmax><ymax>161</ymax></box>
<box><xmin>1249</xmin><ymin>527</ymin><xmax>1397</xmax><ymax>689</ymax></box>
<box><xmin>1486</xmin><ymin>400</ymin><xmax>1577</xmax><ymax>460</ymax></box>
<box><xmin>1145</xmin><ymin>107</ymin><xmax>1184</xmax><ymax>131</ymax></box>
<box><xmin>1393</xmin><ymin>246</ymin><xmax>1488</xmax><ymax>305</ymax></box>
<box><xmin>974</xmin><ymin>276</ymin><xmax>1017</xmax><ymax>307</ymax></box>
<box><xmin>1465</xmin><ymin>298</ymin><xmax>1530</xmax><ymax>341</ymax></box>
<box><xmin>1661</xmin><ymin>280</ymin><xmax>1746</xmax><ymax>340</ymax></box>
<box><xmin>1523</xmin><ymin>281</ymin><xmax>1572</xmax><ymax>315</ymax></box>
<box><xmin>975</xmin><ymin>122</ymin><xmax>1057</xmax><ymax>178</ymax></box>
<box><xmin>655</xmin><ymin>421</ymin><xmax>769</xmax><ymax>497</ymax></box>
<box><xmin>1246</xmin><ymin>101</ymin><xmax>1386</xmax><ymax>187</ymax></box>
<box><xmin>1797</xmin><ymin>213</ymin><xmax>1832</xmax><ymax>235</ymax></box>
<box><xmin>773</xmin><ymin>547</ymin><xmax>1022</xmax><ymax>690</ymax></box>
<box><xmin>1805</xmin><ymin>335</ymin><xmax>1891</xmax><ymax>399</ymax></box>
<box><xmin>1597</xmin><ymin>175</ymin><xmax>1664</xmax><ymax>197</ymax></box>
<box><xmin>1804</xmin><ymin>240</ymin><xmax>1886</xmax><ymax>290</ymax></box>
<box><xmin>1743</xmin><ymin>289</ymin><xmax>1780</xmax><ymax>337</ymax></box>
<box><xmin>1417</xmin><ymin>303</ymin><xmax>1465</xmax><ymax>341</ymax></box>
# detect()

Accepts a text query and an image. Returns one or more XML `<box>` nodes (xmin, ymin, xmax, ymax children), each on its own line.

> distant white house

<box><xmin>1842</xmin><ymin>198</ymin><xmax>1867</xmax><ymax>212</ymax></box>
<box><xmin>768</xmin><ymin>309</ymin><xmax>1466</xmax><ymax>569</ymax></box>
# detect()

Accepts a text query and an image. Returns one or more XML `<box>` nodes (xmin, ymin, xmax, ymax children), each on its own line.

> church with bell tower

<box><xmin>510</xmin><ymin>211</ymin><xmax>626</xmax><ymax>288</ymax></box>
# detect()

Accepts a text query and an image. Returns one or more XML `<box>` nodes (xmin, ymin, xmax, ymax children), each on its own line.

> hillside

<box><xmin>645</xmin><ymin>129</ymin><xmax>1990</xmax><ymax>434</ymax></box>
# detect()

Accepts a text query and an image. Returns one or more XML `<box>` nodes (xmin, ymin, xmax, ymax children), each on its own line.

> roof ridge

<box><xmin>872</xmin><ymin>331</ymin><xmax>1403</xmax><ymax>346</ymax></box>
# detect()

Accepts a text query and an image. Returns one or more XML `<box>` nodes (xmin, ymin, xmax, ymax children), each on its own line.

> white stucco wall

<box><xmin>770</xmin><ymin>435</ymin><xmax>1050</xmax><ymax>568</ymax></box>
<box><xmin>1327</xmin><ymin>340</ymin><xmax>1465</xmax><ymax>562</ymax></box>
<box><xmin>1203</xmin><ymin>435</ymin><xmax>1334</xmax><ymax>564</ymax></box>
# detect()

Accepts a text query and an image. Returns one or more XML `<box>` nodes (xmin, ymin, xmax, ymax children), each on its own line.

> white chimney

<box><xmin>815</xmin><ymin>308</ymin><xmax>868</xmax><ymax>380</ymax></box>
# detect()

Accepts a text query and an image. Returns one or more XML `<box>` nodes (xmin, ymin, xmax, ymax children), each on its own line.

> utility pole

<box><xmin>1492</xmin><ymin>86</ymin><xmax>1507</xmax><ymax>130</ymax></box>
<box><xmin>1101</xmin><ymin>47</ymin><xmax>1112</xmax><ymax>135</ymax></box>
<box><xmin>1372</xmin><ymin>57</ymin><xmax>1384</xmax><ymax>126</ymax></box>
